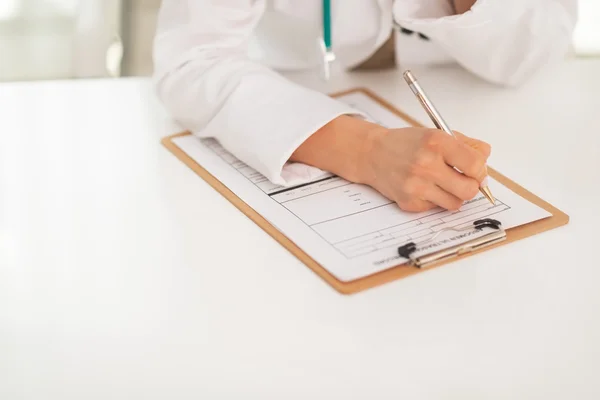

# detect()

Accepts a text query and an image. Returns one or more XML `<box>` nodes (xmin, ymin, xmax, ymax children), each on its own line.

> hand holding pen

<box><xmin>290</xmin><ymin>74</ymin><xmax>493</xmax><ymax>213</ymax></box>
<box><xmin>403</xmin><ymin>70</ymin><xmax>495</xmax><ymax>205</ymax></box>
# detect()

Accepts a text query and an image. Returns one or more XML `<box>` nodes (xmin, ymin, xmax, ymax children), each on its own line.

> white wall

<box><xmin>573</xmin><ymin>0</ymin><xmax>600</xmax><ymax>55</ymax></box>
<box><xmin>0</xmin><ymin>0</ymin><xmax>122</xmax><ymax>81</ymax></box>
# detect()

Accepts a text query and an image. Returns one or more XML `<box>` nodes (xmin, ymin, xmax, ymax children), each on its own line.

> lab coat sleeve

<box><xmin>152</xmin><ymin>0</ymin><xmax>364</xmax><ymax>186</ymax></box>
<box><xmin>394</xmin><ymin>0</ymin><xmax>578</xmax><ymax>86</ymax></box>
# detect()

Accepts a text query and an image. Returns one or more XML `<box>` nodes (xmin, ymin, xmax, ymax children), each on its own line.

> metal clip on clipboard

<box><xmin>397</xmin><ymin>219</ymin><xmax>507</xmax><ymax>269</ymax></box>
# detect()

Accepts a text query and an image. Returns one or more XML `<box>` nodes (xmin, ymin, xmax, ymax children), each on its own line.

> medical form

<box><xmin>171</xmin><ymin>91</ymin><xmax>551</xmax><ymax>282</ymax></box>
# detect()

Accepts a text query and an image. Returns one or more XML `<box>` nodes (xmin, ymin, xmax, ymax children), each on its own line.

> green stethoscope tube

<box><xmin>322</xmin><ymin>0</ymin><xmax>332</xmax><ymax>51</ymax></box>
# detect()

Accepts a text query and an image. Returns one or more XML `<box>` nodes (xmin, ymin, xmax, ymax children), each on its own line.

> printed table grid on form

<box><xmin>202</xmin><ymin>138</ymin><xmax>510</xmax><ymax>260</ymax></box>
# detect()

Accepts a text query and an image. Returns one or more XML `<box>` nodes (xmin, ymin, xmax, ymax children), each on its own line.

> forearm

<box><xmin>452</xmin><ymin>0</ymin><xmax>477</xmax><ymax>14</ymax></box>
<box><xmin>398</xmin><ymin>0</ymin><xmax>577</xmax><ymax>86</ymax></box>
<box><xmin>290</xmin><ymin>115</ymin><xmax>384</xmax><ymax>184</ymax></box>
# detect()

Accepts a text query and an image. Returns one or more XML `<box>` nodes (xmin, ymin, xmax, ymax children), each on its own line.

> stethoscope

<box><xmin>319</xmin><ymin>0</ymin><xmax>335</xmax><ymax>80</ymax></box>
<box><xmin>319</xmin><ymin>0</ymin><xmax>429</xmax><ymax>80</ymax></box>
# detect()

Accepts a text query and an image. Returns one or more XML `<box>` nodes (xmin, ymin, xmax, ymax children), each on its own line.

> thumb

<box><xmin>453</xmin><ymin>131</ymin><xmax>491</xmax><ymax>158</ymax></box>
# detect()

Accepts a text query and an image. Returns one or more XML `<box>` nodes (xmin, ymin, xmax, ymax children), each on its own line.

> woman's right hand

<box><xmin>359</xmin><ymin>126</ymin><xmax>491</xmax><ymax>212</ymax></box>
<box><xmin>291</xmin><ymin>116</ymin><xmax>491</xmax><ymax>212</ymax></box>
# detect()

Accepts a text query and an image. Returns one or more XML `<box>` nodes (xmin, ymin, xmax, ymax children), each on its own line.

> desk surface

<box><xmin>1</xmin><ymin>60</ymin><xmax>600</xmax><ymax>399</ymax></box>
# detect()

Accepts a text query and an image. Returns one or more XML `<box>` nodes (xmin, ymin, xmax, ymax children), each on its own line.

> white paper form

<box><xmin>172</xmin><ymin>92</ymin><xmax>551</xmax><ymax>282</ymax></box>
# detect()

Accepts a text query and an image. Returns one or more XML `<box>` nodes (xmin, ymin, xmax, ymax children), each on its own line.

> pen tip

<box><xmin>481</xmin><ymin>186</ymin><xmax>496</xmax><ymax>205</ymax></box>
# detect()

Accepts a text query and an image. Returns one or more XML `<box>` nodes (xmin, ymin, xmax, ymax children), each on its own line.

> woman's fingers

<box><xmin>436</xmin><ymin>132</ymin><xmax>489</xmax><ymax>182</ymax></box>
<box><xmin>453</xmin><ymin>131</ymin><xmax>491</xmax><ymax>158</ymax></box>
<box><xmin>364</xmin><ymin>127</ymin><xmax>493</xmax><ymax>212</ymax></box>
<box><xmin>453</xmin><ymin>131</ymin><xmax>491</xmax><ymax>179</ymax></box>
<box><xmin>423</xmin><ymin>184</ymin><xmax>465</xmax><ymax>210</ymax></box>
<box><xmin>396</xmin><ymin>197</ymin><xmax>436</xmax><ymax>213</ymax></box>
<box><xmin>394</xmin><ymin>175</ymin><xmax>462</xmax><ymax>212</ymax></box>
<box><xmin>431</xmin><ymin>162</ymin><xmax>480</xmax><ymax>201</ymax></box>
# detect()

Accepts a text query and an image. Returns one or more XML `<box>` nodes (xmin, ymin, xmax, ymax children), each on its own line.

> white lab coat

<box><xmin>152</xmin><ymin>0</ymin><xmax>577</xmax><ymax>187</ymax></box>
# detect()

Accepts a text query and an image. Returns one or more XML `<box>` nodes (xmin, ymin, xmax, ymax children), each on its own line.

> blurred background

<box><xmin>0</xmin><ymin>0</ymin><xmax>599</xmax><ymax>82</ymax></box>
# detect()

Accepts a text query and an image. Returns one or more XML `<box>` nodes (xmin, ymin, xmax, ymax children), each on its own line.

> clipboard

<box><xmin>161</xmin><ymin>87</ymin><xmax>569</xmax><ymax>295</ymax></box>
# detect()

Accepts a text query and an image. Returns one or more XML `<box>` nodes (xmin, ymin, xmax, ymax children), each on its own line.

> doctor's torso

<box><xmin>247</xmin><ymin>0</ymin><xmax>454</xmax><ymax>72</ymax></box>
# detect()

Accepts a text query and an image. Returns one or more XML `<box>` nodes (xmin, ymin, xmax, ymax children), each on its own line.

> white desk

<box><xmin>1</xmin><ymin>60</ymin><xmax>599</xmax><ymax>399</ymax></box>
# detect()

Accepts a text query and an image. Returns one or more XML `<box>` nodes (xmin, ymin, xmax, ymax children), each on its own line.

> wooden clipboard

<box><xmin>161</xmin><ymin>87</ymin><xmax>569</xmax><ymax>295</ymax></box>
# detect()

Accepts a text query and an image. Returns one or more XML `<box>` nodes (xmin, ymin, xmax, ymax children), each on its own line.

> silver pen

<box><xmin>403</xmin><ymin>70</ymin><xmax>495</xmax><ymax>205</ymax></box>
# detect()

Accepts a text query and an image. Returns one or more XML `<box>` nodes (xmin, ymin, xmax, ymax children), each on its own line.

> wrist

<box><xmin>356</xmin><ymin>125</ymin><xmax>388</xmax><ymax>186</ymax></box>
<box><xmin>291</xmin><ymin>115</ymin><xmax>387</xmax><ymax>185</ymax></box>
<box><xmin>452</xmin><ymin>0</ymin><xmax>477</xmax><ymax>14</ymax></box>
